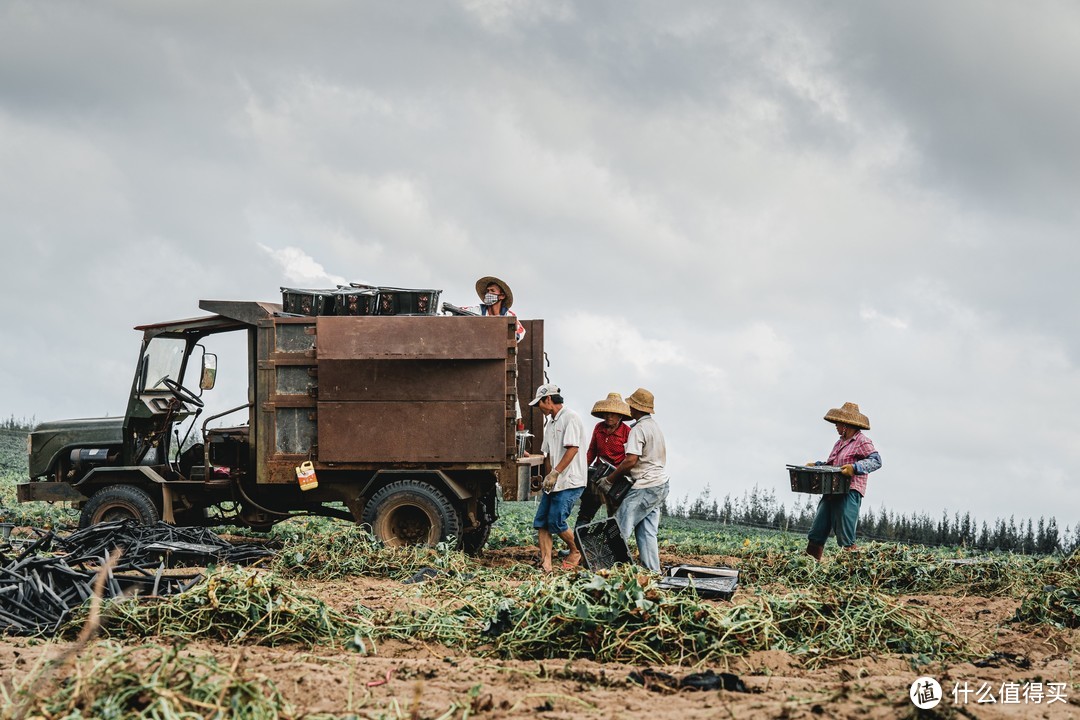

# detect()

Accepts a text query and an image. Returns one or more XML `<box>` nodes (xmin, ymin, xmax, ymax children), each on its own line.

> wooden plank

<box><xmin>316</xmin><ymin>316</ymin><xmax>514</xmax><ymax>360</ymax></box>
<box><xmin>317</xmin><ymin>401</ymin><xmax>506</xmax><ymax>462</ymax></box>
<box><xmin>319</xmin><ymin>359</ymin><xmax>505</xmax><ymax>402</ymax></box>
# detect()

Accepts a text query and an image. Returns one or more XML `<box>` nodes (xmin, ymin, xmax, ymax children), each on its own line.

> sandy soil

<box><xmin>1</xmin><ymin>547</ymin><xmax>1077</xmax><ymax>719</ymax></box>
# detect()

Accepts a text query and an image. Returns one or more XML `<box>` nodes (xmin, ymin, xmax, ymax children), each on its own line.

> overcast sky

<box><xmin>2</xmin><ymin>1</ymin><xmax>1079</xmax><ymax>529</ymax></box>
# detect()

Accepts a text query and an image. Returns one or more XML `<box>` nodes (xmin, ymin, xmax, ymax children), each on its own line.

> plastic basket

<box><xmin>374</xmin><ymin>287</ymin><xmax>441</xmax><ymax>316</ymax></box>
<box><xmin>573</xmin><ymin>518</ymin><xmax>631</xmax><ymax>571</ymax></box>
<box><xmin>333</xmin><ymin>287</ymin><xmax>379</xmax><ymax>316</ymax></box>
<box><xmin>787</xmin><ymin>465</ymin><xmax>851</xmax><ymax>494</ymax></box>
<box><xmin>280</xmin><ymin>288</ymin><xmax>336</xmax><ymax>316</ymax></box>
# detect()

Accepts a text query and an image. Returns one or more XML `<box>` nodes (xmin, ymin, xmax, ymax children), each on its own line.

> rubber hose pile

<box><xmin>0</xmin><ymin>521</ymin><xmax>276</xmax><ymax>636</ymax></box>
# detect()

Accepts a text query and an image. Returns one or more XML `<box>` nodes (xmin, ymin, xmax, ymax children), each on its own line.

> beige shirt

<box><xmin>540</xmin><ymin>406</ymin><xmax>588</xmax><ymax>491</ymax></box>
<box><xmin>624</xmin><ymin>414</ymin><xmax>669</xmax><ymax>489</ymax></box>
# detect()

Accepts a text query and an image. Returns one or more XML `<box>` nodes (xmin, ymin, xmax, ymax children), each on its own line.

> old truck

<box><xmin>18</xmin><ymin>299</ymin><xmax>545</xmax><ymax>552</ymax></box>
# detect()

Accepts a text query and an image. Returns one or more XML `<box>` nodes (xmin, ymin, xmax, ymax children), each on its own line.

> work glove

<box><xmin>805</xmin><ymin>460</ymin><xmax>817</xmax><ymax>467</ymax></box>
<box><xmin>595</xmin><ymin>476</ymin><xmax>614</xmax><ymax>494</ymax></box>
<box><xmin>542</xmin><ymin>470</ymin><xmax>560</xmax><ymax>492</ymax></box>
<box><xmin>840</xmin><ymin>464</ymin><xmax>855</xmax><ymax>477</ymax></box>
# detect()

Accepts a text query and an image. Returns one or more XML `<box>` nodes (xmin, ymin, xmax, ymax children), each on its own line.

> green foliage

<box><xmin>83</xmin><ymin>566</ymin><xmax>374</xmax><ymax>651</ymax></box>
<box><xmin>494</xmin><ymin>502</ymin><xmax>1080</xmax><ymax>601</ymax></box>
<box><xmin>1011</xmin><ymin>551</ymin><xmax>1080</xmax><ymax>628</ymax></box>
<box><xmin>0</xmin><ymin>476</ymin><xmax>80</xmax><ymax>529</ymax></box>
<box><xmin>1013</xmin><ymin>585</ymin><xmax>1080</xmax><ymax>629</ymax></box>
<box><xmin>6</xmin><ymin>642</ymin><xmax>292</xmax><ymax>719</ymax></box>
<box><xmin>0</xmin><ymin>419</ymin><xmax>82</xmax><ymax>529</ymax></box>
<box><xmin>0</xmin><ymin>425</ymin><xmax>28</xmax><ymax>478</ymax></box>
<box><xmin>271</xmin><ymin>518</ymin><xmax>535</xmax><ymax>582</ymax></box>
<box><xmin>369</xmin><ymin>564</ymin><xmax>976</xmax><ymax>668</ymax></box>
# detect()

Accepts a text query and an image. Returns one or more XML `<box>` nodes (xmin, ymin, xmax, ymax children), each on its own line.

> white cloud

<box><xmin>459</xmin><ymin>0</ymin><xmax>574</xmax><ymax>33</ymax></box>
<box><xmin>860</xmin><ymin>306</ymin><xmax>909</xmax><ymax>330</ymax></box>
<box><xmin>557</xmin><ymin>311</ymin><xmax>726</xmax><ymax>386</ymax></box>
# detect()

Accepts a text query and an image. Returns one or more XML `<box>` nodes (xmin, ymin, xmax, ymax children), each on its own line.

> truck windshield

<box><xmin>142</xmin><ymin>336</ymin><xmax>187</xmax><ymax>390</ymax></box>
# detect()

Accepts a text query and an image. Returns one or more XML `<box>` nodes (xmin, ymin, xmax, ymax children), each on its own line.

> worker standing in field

<box><xmin>804</xmin><ymin>402</ymin><xmax>883</xmax><ymax>561</ymax></box>
<box><xmin>576</xmin><ymin>393</ymin><xmax>632</xmax><ymax>527</ymax></box>
<box><xmin>529</xmin><ymin>383</ymin><xmax>587</xmax><ymax>572</ymax></box>
<box><xmin>606</xmin><ymin>388</ymin><xmax>669</xmax><ymax>573</ymax></box>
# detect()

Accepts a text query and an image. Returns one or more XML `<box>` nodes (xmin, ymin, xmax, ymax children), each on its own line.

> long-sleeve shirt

<box><xmin>823</xmin><ymin>431</ymin><xmax>881</xmax><ymax>496</ymax></box>
<box><xmin>586</xmin><ymin>421</ymin><xmax>631</xmax><ymax>466</ymax></box>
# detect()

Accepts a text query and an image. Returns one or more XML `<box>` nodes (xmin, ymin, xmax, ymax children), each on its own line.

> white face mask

<box><xmin>483</xmin><ymin>292</ymin><xmax>500</xmax><ymax>306</ymax></box>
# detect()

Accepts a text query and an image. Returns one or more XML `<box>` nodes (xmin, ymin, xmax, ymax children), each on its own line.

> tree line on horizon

<box><xmin>665</xmin><ymin>484</ymin><xmax>1080</xmax><ymax>555</ymax></box>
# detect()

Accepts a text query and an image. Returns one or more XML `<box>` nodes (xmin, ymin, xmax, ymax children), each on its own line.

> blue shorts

<box><xmin>533</xmin><ymin>486</ymin><xmax>585</xmax><ymax>534</ymax></box>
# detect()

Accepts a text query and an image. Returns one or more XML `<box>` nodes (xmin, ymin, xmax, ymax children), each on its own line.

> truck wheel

<box><xmin>80</xmin><ymin>485</ymin><xmax>161</xmax><ymax>528</ymax></box>
<box><xmin>362</xmin><ymin>480</ymin><xmax>462</xmax><ymax>548</ymax></box>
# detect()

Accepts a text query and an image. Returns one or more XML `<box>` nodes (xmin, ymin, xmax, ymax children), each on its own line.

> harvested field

<box><xmin>0</xmin><ymin>503</ymin><xmax>1077</xmax><ymax>719</ymax></box>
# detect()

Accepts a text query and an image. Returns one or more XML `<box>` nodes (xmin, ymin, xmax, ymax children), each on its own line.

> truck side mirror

<box><xmin>201</xmin><ymin>353</ymin><xmax>217</xmax><ymax>391</ymax></box>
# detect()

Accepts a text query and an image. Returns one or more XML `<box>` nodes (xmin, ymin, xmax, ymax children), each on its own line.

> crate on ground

<box><xmin>375</xmin><ymin>286</ymin><xmax>441</xmax><ymax>316</ymax></box>
<box><xmin>658</xmin><ymin>564</ymin><xmax>738</xmax><ymax>600</ymax></box>
<box><xmin>787</xmin><ymin>464</ymin><xmax>851</xmax><ymax>494</ymax></box>
<box><xmin>281</xmin><ymin>288</ymin><xmax>336</xmax><ymax>316</ymax></box>
<box><xmin>333</xmin><ymin>286</ymin><xmax>379</xmax><ymax>316</ymax></box>
<box><xmin>573</xmin><ymin>518</ymin><xmax>631</xmax><ymax>571</ymax></box>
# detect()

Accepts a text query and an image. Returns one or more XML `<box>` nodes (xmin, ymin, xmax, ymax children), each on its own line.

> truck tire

<box><xmin>80</xmin><ymin>485</ymin><xmax>161</xmax><ymax>528</ymax></box>
<box><xmin>362</xmin><ymin>480</ymin><xmax>462</xmax><ymax>548</ymax></box>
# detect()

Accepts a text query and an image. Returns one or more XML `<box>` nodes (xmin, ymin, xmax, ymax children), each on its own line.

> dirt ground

<box><xmin>1</xmin><ymin>546</ymin><xmax>1078</xmax><ymax>719</ymax></box>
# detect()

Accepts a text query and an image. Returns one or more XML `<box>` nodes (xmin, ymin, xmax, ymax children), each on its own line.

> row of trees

<box><xmin>665</xmin><ymin>484</ymin><xmax>1080</xmax><ymax>555</ymax></box>
<box><xmin>0</xmin><ymin>417</ymin><xmax>33</xmax><ymax>431</ymax></box>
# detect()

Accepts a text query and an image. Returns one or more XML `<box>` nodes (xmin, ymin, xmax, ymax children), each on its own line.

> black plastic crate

<box><xmin>333</xmin><ymin>287</ymin><xmax>379</xmax><ymax>316</ymax></box>
<box><xmin>786</xmin><ymin>464</ymin><xmax>851</xmax><ymax>494</ymax></box>
<box><xmin>573</xmin><ymin>518</ymin><xmax>631</xmax><ymax>571</ymax></box>
<box><xmin>658</xmin><ymin>564</ymin><xmax>739</xmax><ymax>600</ymax></box>
<box><xmin>281</xmin><ymin>288</ymin><xmax>336</xmax><ymax>316</ymax></box>
<box><xmin>374</xmin><ymin>286</ymin><xmax>441</xmax><ymax>316</ymax></box>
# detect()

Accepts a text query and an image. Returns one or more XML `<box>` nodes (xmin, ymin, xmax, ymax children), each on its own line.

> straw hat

<box><xmin>591</xmin><ymin>392</ymin><xmax>632</xmax><ymax>420</ymax></box>
<box><xmin>626</xmin><ymin>388</ymin><xmax>655</xmax><ymax>414</ymax></box>
<box><xmin>823</xmin><ymin>402</ymin><xmax>870</xmax><ymax>430</ymax></box>
<box><xmin>475</xmin><ymin>276</ymin><xmax>514</xmax><ymax>308</ymax></box>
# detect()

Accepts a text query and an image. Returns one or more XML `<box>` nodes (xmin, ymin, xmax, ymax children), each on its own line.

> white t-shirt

<box><xmin>624</xmin><ymin>414</ymin><xmax>669</xmax><ymax>489</ymax></box>
<box><xmin>540</xmin><ymin>406</ymin><xmax>588</xmax><ymax>491</ymax></box>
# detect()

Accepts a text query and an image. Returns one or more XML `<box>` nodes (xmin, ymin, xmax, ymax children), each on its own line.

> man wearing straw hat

<box><xmin>576</xmin><ymin>393</ymin><xmax>633</xmax><ymax>527</ymax></box>
<box><xmin>605</xmin><ymin>388</ymin><xmax>669</xmax><ymax>572</ymax></box>
<box><xmin>463</xmin><ymin>275</ymin><xmax>526</xmax><ymax>343</ymax></box>
<box><xmin>804</xmin><ymin>402</ymin><xmax>882</xmax><ymax>561</ymax></box>
<box><xmin>528</xmin><ymin>382</ymin><xmax>587</xmax><ymax>572</ymax></box>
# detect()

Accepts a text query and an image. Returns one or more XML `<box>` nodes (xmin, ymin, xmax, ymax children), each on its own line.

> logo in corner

<box><xmin>910</xmin><ymin>676</ymin><xmax>942</xmax><ymax>709</ymax></box>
